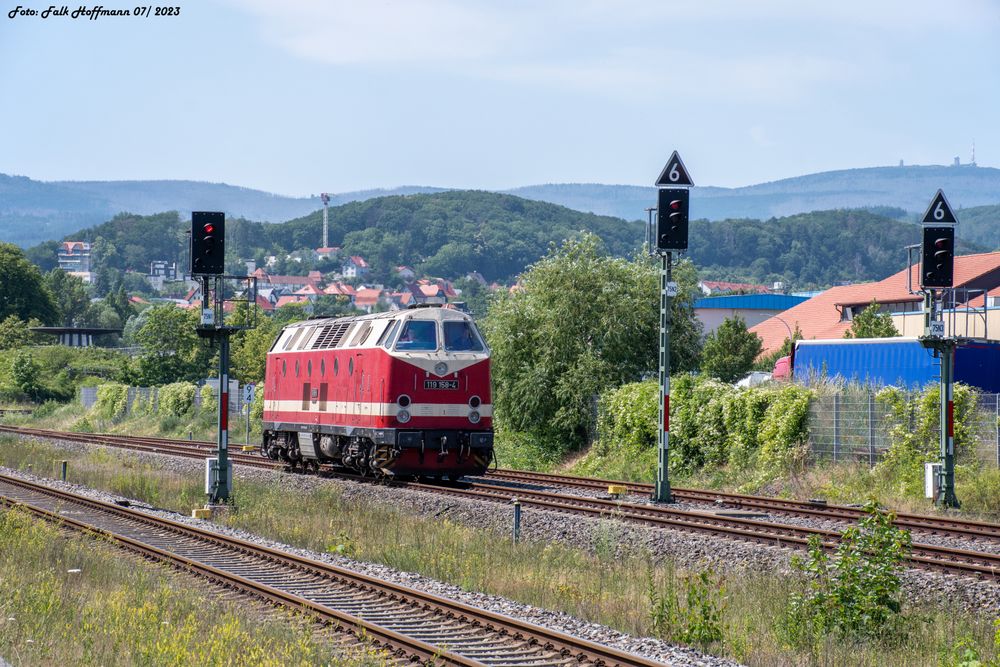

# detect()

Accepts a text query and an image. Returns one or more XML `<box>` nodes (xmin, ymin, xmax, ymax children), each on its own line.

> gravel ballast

<box><xmin>0</xmin><ymin>435</ymin><xmax>738</xmax><ymax>667</ymax></box>
<box><xmin>7</xmin><ymin>432</ymin><xmax>1000</xmax><ymax>659</ymax></box>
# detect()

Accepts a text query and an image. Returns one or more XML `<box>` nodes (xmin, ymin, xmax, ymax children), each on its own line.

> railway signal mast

<box><xmin>917</xmin><ymin>190</ymin><xmax>960</xmax><ymax>508</ymax></box>
<box><xmin>649</xmin><ymin>151</ymin><xmax>693</xmax><ymax>503</ymax></box>
<box><xmin>190</xmin><ymin>212</ymin><xmax>257</xmax><ymax>506</ymax></box>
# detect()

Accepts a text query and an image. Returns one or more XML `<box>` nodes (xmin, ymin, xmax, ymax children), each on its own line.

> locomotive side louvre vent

<box><xmin>311</xmin><ymin>322</ymin><xmax>352</xmax><ymax>350</ymax></box>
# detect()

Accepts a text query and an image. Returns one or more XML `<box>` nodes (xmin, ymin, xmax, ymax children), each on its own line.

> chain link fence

<box><xmin>78</xmin><ymin>383</ymin><xmax>247</xmax><ymax>416</ymax></box>
<box><xmin>809</xmin><ymin>390</ymin><xmax>1000</xmax><ymax>467</ymax></box>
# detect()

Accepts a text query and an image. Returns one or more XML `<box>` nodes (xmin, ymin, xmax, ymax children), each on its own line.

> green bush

<box><xmin>199</xmin><ymin>384</ymin><xmax>217</xmax><ymax>414</ymax></box>
<box><xmin>875</xmin><ymin>383</ymin><xmax>981</xmax><ymax>497</ymax></box>
<box><xmin>158</xmin><ymin>382</ymin><xmax>197</xmax><ymax>418</ymax></box>
<box><xmin>753</xmin><ymin>383</ymin><xmax>813</xmax><ymax>483</ymax></box>
<box><xmin>781</xmin><ymin>502</ymin><xmax>911</xmax><ymax>646</ymax></box>
<box><xmin>92</xmin><ymin>383</ymin><xmax>129</xmax><ymax>421</ymax></box>
<box><xmin>588</xmin><ymin>374</ymin><xmax>813</xmax><ymax>483</ymax></box>
<box><xmin>647</xmin><ymin>567</ymin><xmax>727</xmax><ymax>649</ymax></box>
<box><xmin>595</xmin><ymin>380</ymin><xmax>659</xmax><ymax>455</ymax></box>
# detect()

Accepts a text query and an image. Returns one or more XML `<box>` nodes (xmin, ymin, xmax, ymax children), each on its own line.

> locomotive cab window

<box><xmin>395</xmin><ymin>320</ymin><xmax>437</xmax><ymax>351</ymax></box>
<box><xmin>443</xmin><ymin>321</ymin><xmax>484</xmax><ymax>352</ymax></box>
<box><xmin>379</xmin><ymin>320</ymin><xmax>400</xmax><ymax>348</ymax></box>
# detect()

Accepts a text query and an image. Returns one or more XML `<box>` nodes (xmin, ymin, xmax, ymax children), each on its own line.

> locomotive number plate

<box><xmin>424</xmin><ymin>380</ymin><xmax>459</xmax><ymax>390</ymax></box>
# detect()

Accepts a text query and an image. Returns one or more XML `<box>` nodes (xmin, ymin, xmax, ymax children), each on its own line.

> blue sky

<box><xmin>2</xmin><ymin>0</ymin><xmax>998</xmax><ymax>196</ymax></box>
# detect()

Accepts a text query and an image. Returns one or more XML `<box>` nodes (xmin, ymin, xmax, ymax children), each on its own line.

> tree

<box><xmin>0</xmin><ymin>316</ymin><xmax>43</xmax><ymax>351</ymax></box>
<box><xmin>44</xmin><ymin>269</ymin><xmax>91</xmax><ymax>326</ymax></box>
<box><xmin>844</xmin><ymin>299</ymin><xmax>899</xmax><ymax>339</ymax></box>
<box><xmin>313</xmin><ymin>295</ymin><xmax>359</xmax><ymax>319</ymax></box>
<box><xmin>482</xmin><ymin>234</ymin><xmax>701</xmax><ymax>450</ymax></box>
<box><xmin>700</xmin><ymin>316</ymin><xmax>763</xmax><ymax>383</ymax></box>
<box><xmin>9</xmin><ymin>350</ymin><xmax>42</xmax><ymax>401</ymax></box>
<box><xmin>134</xmin><ymin>305</ymin><xmax>213</xmax><ymax>384</ymax></box>
<box><xmin>0</xmin><ymin>243</ymin><xmax>58</xmax><ymax>324</ymax></box>
<box><xmin>231</xmin><ymin>317</ymin><xmax>281</xmax><ymax>383</ymax></box>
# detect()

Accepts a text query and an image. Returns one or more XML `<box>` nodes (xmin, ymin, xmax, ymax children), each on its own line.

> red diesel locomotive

<box><xmin>261</xmin><ymin>305</ymin><xmax>494</xmax><ymax>479</ymax></box>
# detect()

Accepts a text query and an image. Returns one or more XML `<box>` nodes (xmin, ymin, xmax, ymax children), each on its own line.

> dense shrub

<box><xmin>875</xmin><ymin>383</ymin><xmax>980</xmax><ymax>496</ymax></box>
<box><xmin>158</xmin><ymin>382</ymin><xmax>197</xmax><ymax>417</ymax></box>
<box><xmin>93</xmin><ymin>383</ymin><xmax>129</xmax><ymax>421</ymax></box>
<box><xmin>199</xmin><ymin>385</ymin><xmax>217</xmax><ymax>414</ymax></box>
<box><xmin>591</xmin><ymin>375</ymin><xmax>813</xmax><ymax>482</ymax></box>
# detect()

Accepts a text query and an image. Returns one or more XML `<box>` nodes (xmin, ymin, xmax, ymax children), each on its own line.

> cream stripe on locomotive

<box><xmin>266</xmin><ymin>400</ymin><xmax>493</xmax><ymax>418</ymax></box>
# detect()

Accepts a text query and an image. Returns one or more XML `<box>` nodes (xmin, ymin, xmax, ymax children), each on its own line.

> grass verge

<box><xmin>0</xmin><ymin>504</ymin><xmax>387</xmax><ymax>666</ymax></box>
<box><xmin>0</xmin><ymin>435</ymin><xmax>996</xmax><ymax>666</ymax></box>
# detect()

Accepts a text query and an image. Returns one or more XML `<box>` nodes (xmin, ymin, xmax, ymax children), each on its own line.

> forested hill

<box><xmin>687</xmin><ymin>209</ymin><xmax>983</xmax><ymax>289</ymax></box>
<box><xmin>949</xmin><ymin>204</ymin><xmax>1000</xmax><ymax>250</ymax></box>
<box><xmin>5</xmin><ymin>163</ymin><xmax>998</xmax><ymax>249</ymax></box>
<box><xmin>0</xmin><ymin>173</ymin><xmax>442</xmax><ymax>248</ymax></box>
<box><xmin>25</xmin><ymin>192</ymin><xmax>985</xmax><ymax>292</ymax></box>
<box><xmin>26</xmin><ymin>192</ymin><xmax>641</xmax><ymax>284</ymax></box>
<box><xmin>234</xmin><ymin>191</ymin><xmax>640</xmax><ymax>282</ymax></box>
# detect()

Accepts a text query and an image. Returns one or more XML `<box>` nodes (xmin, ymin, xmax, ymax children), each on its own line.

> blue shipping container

<box><xmin>792</xmin><ymin>338</ymin><xmax>1000</xmax><ymax>393</ymax></box>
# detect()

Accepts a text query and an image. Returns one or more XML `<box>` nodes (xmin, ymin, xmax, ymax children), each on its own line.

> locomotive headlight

<box><xmin>434</xmin><ymin>362</ymin><xmax>448</xmax><ymax>376</ymax></box>
<box><xmin>397</xmin><ymin>394</ymin><xmax>411</xmax><ymax>408</ymax></box>
<box><xmin>469</xmin><ymin>396</ymin><xmax>481</xmax><ymax>409</ymax></box>
<box><xmin>397</xmin><ymin>409</ymin><xmax>411</xmax><ymax>424</ymax></box>
<box><xmin>468</xmin><ymin>410</ymin><xmax>481</xmax><ymax>424</ymax></box>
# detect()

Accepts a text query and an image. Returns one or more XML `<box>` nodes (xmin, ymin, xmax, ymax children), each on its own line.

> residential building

<box><xmin>342</xmin><ymin>256</ymin><xmax>369</xmax><ymax>278</ymax></box>
<box><xmin>57</xmin><ymin>241</ymin><xmax>93</xmax><ymax>283</ymax></box>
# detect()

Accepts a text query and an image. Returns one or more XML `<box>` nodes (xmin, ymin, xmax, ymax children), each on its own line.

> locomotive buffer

<box><xmin>190</xmin><ymin>212</ymin><xmax>257</xmax><ymax>506</ymax></box>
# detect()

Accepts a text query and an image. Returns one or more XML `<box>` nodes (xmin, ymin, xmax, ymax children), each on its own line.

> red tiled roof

<box><xmin>420</xmin><ymin>285</ymin><xmax>440</xmax><ymax>297</ymax></box>
<box><xmin>349</xmin><ymin>256</ymin><xmax>368</xmax><ymax>268</ymax></box>
<box><xmin>256</xmin><ymin>295</ymin><xmax>274</xmax><ymax>312</ymax></box>
<box><xmin>275</xmin><ymin>295</ymin><xmax>310</xmax><ymax>309</ymax></box>
<box><xmin>752</xmin><ymin>251</ymin><xmax>1000</xmax><ymax>355</ymax></box>
<box><xmin>294</xmin><ymin>284</ymin><xmax>320</xmax><ymax>295</ymax></box>
<box><xmin>834</xmin><ymin>251</ymin><xmax>1000</xmax><ymax>307</ymax></box>
<box><xmin>354</xmin><ymin>288</ymin><xmax>382</xmax><ymax>307</ymax></box>
<box><xmin>60</xmin><ymin>241</ymin><xmax>91</xmax><ymax>254</ymax></box>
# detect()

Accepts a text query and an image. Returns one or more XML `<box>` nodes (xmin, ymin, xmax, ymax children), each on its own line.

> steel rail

<box><xmin>0</xmin><ymin>472</ymin><xmax>664</xmax><ymax>667</ymax></box>
<box><xmin>483</xmin><ymin>468</ymin><xmax>1000</xmax><ymax>541</ymax></box>
<box><xmin>4</xmin><ymin>426</ymin><xmax>1000</xmax><ymax>578</ymax></box>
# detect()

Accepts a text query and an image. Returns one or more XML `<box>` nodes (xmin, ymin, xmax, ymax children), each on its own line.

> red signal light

<box><xmin>669</xmin><ymin>200</ymin><xmax>682</xmax><ymax>210</ymax></box>
<box><xmin>203</xmin><ymin>224</ymin><xmax>215</xmax><ymax>234</ymax></box>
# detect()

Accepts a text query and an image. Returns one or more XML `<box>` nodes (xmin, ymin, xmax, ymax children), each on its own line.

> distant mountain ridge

<box><xmin>506</xmin><ymin>164</ymin><xmax>1000</xmax><ymax>222</ymax></box>
<box><xmin>2</xmin><ymin>163</ymin><xmax>998</xmax><ymax>247</ymax></box>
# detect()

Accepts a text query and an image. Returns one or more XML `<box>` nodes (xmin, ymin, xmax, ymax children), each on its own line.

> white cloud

<box><xmin>222</xmin><ymin>0</ymin><xmax>990</xmax><ymax>103</ymax></box>
<box><xmin>228</xmin><ymin>0</ymin><xmax>510</xmax><ymax>64</ymax></box>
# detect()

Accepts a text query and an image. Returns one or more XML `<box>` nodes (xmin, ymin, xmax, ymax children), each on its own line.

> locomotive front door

<box><xmin>353</xmin><ymin>353</ymin><xmax>364</xmax><ymax>426</ymax></box>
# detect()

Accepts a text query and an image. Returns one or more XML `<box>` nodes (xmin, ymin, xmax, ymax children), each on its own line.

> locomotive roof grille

<box><xmin>311</xmin><ymin>321</ymin><xmax>352</xmax><ymax>350</ymax></box>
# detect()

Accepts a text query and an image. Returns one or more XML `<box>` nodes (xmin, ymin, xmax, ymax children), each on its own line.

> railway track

<box><xmin>0</xmin><ymin>472</ymin><xmax>662</xmax><ymax>667</ymax></box>
<box><xmin>3</xmin><ymin>425</ymin><xmax>1000</xmax><ymax>579</ymax></box>
<box><xmin>482</xmin><ymin>469</ymin><xmax>1000</xmax><ymax>543</ymax></box>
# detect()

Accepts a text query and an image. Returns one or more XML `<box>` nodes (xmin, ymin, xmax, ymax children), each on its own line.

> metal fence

<box><xmin>78</xmin><ymin>382</ymin><xmax>248</xmax><ymax>416</ymax></box>
<box><xmin>809</xmin><ymin>390</ymin><xmax>1000</xmax><ymax>467</ymax></box>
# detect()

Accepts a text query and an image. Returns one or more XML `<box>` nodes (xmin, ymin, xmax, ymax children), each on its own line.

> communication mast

<box><xmin>321</xmin><ymin>193</ymin><xmax>331</xmax><ymax>249</ymax></box>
